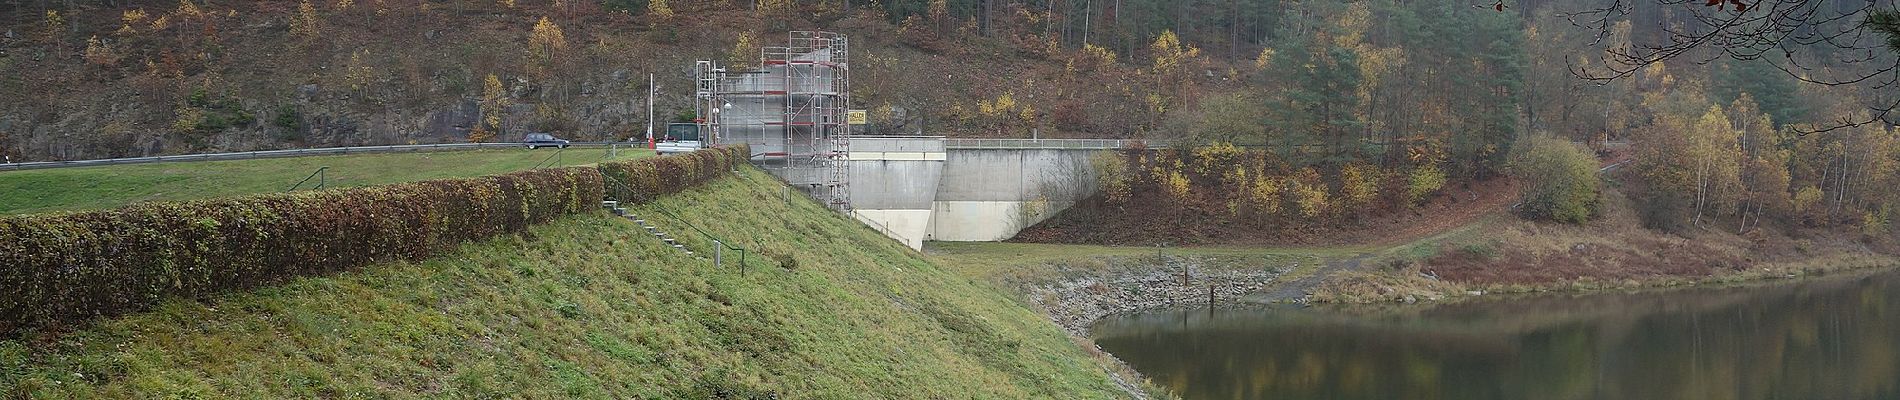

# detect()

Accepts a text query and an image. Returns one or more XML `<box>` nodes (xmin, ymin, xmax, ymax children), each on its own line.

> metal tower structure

<box><xmin>696</xmin><ymin>31</ymin><xmax>851</xmax><ymax>211</ymax></box>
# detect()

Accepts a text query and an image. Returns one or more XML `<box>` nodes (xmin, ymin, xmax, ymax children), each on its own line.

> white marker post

<box><xmin>645</xmin><ymin>73</ymin><xmax>656</xmax><ymax>150</ymax></box>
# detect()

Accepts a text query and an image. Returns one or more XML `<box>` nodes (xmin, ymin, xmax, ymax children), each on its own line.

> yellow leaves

<box><xmin>730</xmin><ymin>32</ymin><xmax>758</xmax><ymax>69</ymax></box>
<box><xmin>1084</xmin><ymin>44</ymin><xmax>1117</xmax><ymax>64</ymax></box>
<box><xmin>1406</xmin><ymin>138</ymin><xmax>1447</xmax><ymax>166</ymax></box>
<box><xmin>42</xmin><ymin>10</ymin><xmax>64</xmax><ymax>44</ymax></box>
<box><xmin>1334</xmin><ymin>2</ymin><xmax>1371</xmax><ymax>48</ymax></box>
<box><xmin>468</xmin><ymin>125</ymin><xmax>495</xmax><ymax>143</ymax></box>
<box><xmin>1066</xmin><ymin>44</ymin><xmax>1118</xmax><ymax>74</ymax></box>
<box><xmin>1291</xmin><ymin>168</ymin><xmax>1330</xmax><ymax>218</ymax></box>
<box><xmin>123</xmin><ymin>9</ymin><xmax>150</xmax><ymax>26</ymax></box>
<box><xmin>175</xmin><ymin>0</ymin><xmax>204</xmax><ymax>17</ymax></box>
<box><xmin>1862</xmin><ymin>208</ymin><xmax>1891</xmax><ymax>236</ymax></box>
<box><xmin>83</xmin><ymin>36</ymin><xmax>121</xmax><ymax>67</ymax></box>
<box><xmin>1155</xmin><ymin>160</ymin><xmax>1193</xmax><ymax>203</ymax></box>
<box><xmin>344</xmin><ymin>50</ymin><xmax>375</xmax><ymax>91</ymax></box>
<box><xmin>1249</xmin><ymin>175</ymin><xmax>1283</xmax><ymax>215</ymax></box>
<box><xmin>1254</xmin><ymin>48</ymin><xmax>1276</xmax><ymax>71</ymax></box>
<box><xmin>501</xmin><ymin>0</ymin><xmax>515</xmax><ymax>8</ymax></box>
<box><xmin>290</xmin><ymin>0</ymin><xmax>321</xmax><ymax>40</ymax></box>
<box><xmin>151</xmin><ymin>14</ymin><xmax>173</xmax><ymax>31</ymax></box>
<box><xmin>1793</xmin><ymin>185</ymin><xmax>1823</xmax><ymax>214</ymax></box>
<box><xmin>1149</xmin><ymin>30</ymin><xmax>1200</xmax><ymax>76</ymax></box>
<box><xmin>477</xmin><ymin>74</ymin><xmax>508</xmax><ymax>141</ymax></box>
<box><xmin>978</xmin><ymin>92</ymin><xmax>1018</xmax><ymax>118</ymax></box>
<box><xmin>529</xmin><ymin>17</ymin><xmax>569</xmax><ymax>62</ymax></box>
<box><xmin>872</xmin><ymin>102</ymin><xmax>897</xmax><ymax>126</ymax></box>
<box><xmin>648</xmin><ymin>0</ymin><xmax>674</xmax><ymax>19</ymax></box>
<box><xmin>1407</xmin><ymin>164</ymin><xmax>1446</xmax><ymax>207</ymax></box>
<box><xmin>336</xmin><ymin>0</ymin><xmax>354</xmax><ymax>10</ymax></box>
<box><xmin>1341</xmin><ymin>163</ymin><xmax>1380</xmax><ymax>207</ymax></box>
<box><xmin>758</xmin><ymin>0</ymin><xmax>793</xmax><ymax>15</ymax></box>
<box><xmin>1144</xmin><ymin>93</ymin><xmax>1168</xmax><ymax>115</ymax></box>
<box><xmin>928</xmin><ymin>0</ymin><xmax>948</xmax><ymax>22</ymax></box>
<box><xmin>1192</xmin><ymin>142</ymin><xmax>1242</xmax><ymax>177</ymax></box>
<box><xmin>118</xmin><ymin>9</ymin><xmax>149</xmax><ymax>35</ymax></box>
<box><xmin>1354</xmin><ymin>46</ymin><xmax>1405</xmax><ymax>87</ymax></box>
<box><xmin>1091</xmin><ymin>152</ymin><xmax>1132</xmax><ymax>205</ymax></box>
<box><xmin>172</xmin><ymin>107</ymin><xmax>205</xmax><ymax>134</ymax></box>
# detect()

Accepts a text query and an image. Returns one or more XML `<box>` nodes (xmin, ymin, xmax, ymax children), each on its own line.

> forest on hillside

<box><xmin>2</xmin><ymin>0</ymin><xmax>1899</xmax><ymax>238</ymax></box>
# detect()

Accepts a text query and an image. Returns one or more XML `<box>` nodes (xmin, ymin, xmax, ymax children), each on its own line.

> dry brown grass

<box><xmin>1310</xmin><ymin>186</ymin><xmax>1900</xmax><ymax>303</ymax></box>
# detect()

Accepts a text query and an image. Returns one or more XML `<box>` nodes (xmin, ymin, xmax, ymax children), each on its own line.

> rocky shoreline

<box><xmin>1022</xmin><ymin>256</ymin><xmax>1293</xmax><ymax>335</ymax></box>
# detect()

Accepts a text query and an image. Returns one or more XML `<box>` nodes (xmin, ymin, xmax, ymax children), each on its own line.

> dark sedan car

<box><xmin>523</xmin><ymin>133</ymin><xmax>570</xmax><ymax>149</ymax></box>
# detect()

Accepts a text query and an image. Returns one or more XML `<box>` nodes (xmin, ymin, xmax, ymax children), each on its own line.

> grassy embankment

<box><xmin>0</xmin><ymin>166</ymin><xmax>1134</xmax><ymax>398</ymax></box>
<box><xmin>0</xmin><ymin>147</ymin><xmax>648</xmax><ymax>214</ymax></box>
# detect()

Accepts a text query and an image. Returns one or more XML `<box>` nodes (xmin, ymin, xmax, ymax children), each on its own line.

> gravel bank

<box><xmin>1022</xmin><ymin>256</ymin><xmax>1293</xmax><ymax>335</ymax></box>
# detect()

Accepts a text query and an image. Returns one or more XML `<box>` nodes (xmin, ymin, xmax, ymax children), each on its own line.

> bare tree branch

<box><xmin>1556</xmin><ymin>0</ymin><xmax>1900</xmax><ymax>133</ymax></box>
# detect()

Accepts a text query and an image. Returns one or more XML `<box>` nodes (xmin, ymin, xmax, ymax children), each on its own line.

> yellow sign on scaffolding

<box><xmin>846</xmin><ymin>109</ymin><xmax>868</xmax><ymax>125</ymax></box>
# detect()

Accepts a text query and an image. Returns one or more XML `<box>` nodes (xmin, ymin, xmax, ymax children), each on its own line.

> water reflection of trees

<box><xmin>1093</xmin><ymin>272</ymin><xmax>1900</xmax><ymax>399</ymax></box>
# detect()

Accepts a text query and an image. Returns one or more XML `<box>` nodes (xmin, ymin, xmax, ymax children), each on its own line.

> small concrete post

<box><xmin>714</xmin><ymin>240</ymin><xmax>723</xmax><ymax>267</ymax></box>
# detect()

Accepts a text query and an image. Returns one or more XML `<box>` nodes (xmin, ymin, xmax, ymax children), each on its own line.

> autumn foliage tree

<box><xmin>471</xmin><ymin>74</ymin><xmax>508</xmax><ymax>143</ymax></box>
<box><xmin>1511</xmin><ymin>135</ymin><xmax>1602</xmax><ymax>224</ymax></box>
<box><xmin>528</xmin><ymin>17</ymin><xmax>569</xmax><ymax>101</ymax></box>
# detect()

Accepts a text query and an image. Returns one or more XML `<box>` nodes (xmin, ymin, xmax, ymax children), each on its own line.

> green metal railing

<box><xmin>599</xmin><ymin>173</ymin><xmax>758</xmax><ymax>270</ymax></box>
<box><xmin>531</xmin><ymin>147</ymin><xmax>566</xmax><ymax>169</ymax></box>
<box><xmin>286</xmin><ymin>166</ymin><xmax>329</xmax><ymax>191</ymax></box>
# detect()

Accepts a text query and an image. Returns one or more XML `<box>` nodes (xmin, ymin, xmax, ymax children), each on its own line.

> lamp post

<box><xmin>645</xmin><ymin>73</ymin><xmax>656</xmax><ymax>150</ymax></box>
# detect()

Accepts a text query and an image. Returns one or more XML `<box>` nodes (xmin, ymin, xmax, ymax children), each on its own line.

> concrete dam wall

<box><xmin>821</xmin><ymin>137</ymin><xmax>1128</xmax><ymax>249</ymax></box>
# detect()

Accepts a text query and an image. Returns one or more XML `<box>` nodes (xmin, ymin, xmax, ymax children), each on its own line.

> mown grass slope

<box><xmin>0</xmin><ymin>166</ymin><xmax>1127</xmax><ymax>398</ymax></box>
<box><xmin>0</xmin><ymin>147</ymin><xmax>648</xmax><ymax>214</ymax></box>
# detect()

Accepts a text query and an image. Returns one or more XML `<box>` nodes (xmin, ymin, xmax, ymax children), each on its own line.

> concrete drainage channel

<box><xmin>603</xmin><ymin>200</ymin><xmax>697</xmax><ymax>257</ymax></box>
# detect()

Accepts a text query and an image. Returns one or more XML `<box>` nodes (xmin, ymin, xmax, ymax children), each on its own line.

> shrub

<box><xmin>1792</xmin><ymin>185</ymin><xmax>1825</xmax><ymax>225</ymax></box>
<box><xmin>597</xmin><ymin>145</ymin><xmax>750</xmax><ymax>204</ymax></box>
<box><xmin>1407</xmin><ymin>164</ymin><xmax>1447</xmax><ymax>207</ymax></box>
<box><xmin>0</xmin><ymin>167</ymin><xmax>604</xmax><ymax>336</ymax></box>
<box><xmin>1864</xmin><ymin>208</ymin><xmax>1892</xmax><ymax>236</ymax></box>
<box><xmin>1510</xmin><ymin>135</ymin><xmax>1602</xmax><ymax>223</ymax></box>
<box><xmin>1089</xmin><ymin>151</ymin><xmax>1130</xmax><ymax>205</ymax></box>
<box><xmin>1290</xmin><ymin>168</ymin><xmax>1330</xmax><ymax>219</ymax></box>
<box><xmin>1248</xmin><ymin>175</ymin><xmax>1283</xmax><ymax>216</ymax></box>
<box><xmin>1340</xmin><ymin>163</ymin><xmax>1381</xmax><ymax>209</ymax></box>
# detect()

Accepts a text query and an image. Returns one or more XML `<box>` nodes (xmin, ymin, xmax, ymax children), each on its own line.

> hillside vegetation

<box><xmin>0</xmin><ymin>147</ymin><xmax>647</xmax><ymax>214</ymax></box>
<box><xmin>0</xmin><ymin>166</ymin><xmax>1134</xmax><ymax>398</ymax></box>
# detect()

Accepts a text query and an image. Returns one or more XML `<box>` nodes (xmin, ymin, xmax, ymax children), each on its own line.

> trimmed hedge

<box><xmin>0</xmin><ymin>146</ymin><xmax>755</xmax><ymax>337</ymax></box>
<box><xmin>0</xmin><ymin>166</ymin><xmax>604</xmax><ymax>336</ymax></box>
<box><xmin>598</xmin><ymin>145</ymin><xmax>751</xmax><ymax>203</ymax></box>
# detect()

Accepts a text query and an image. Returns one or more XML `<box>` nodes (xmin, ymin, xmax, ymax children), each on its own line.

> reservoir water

<box><xmin>1092</xmin><ymin>270</ymin><xmax>1900</xmax><ymax>399</ymax></box>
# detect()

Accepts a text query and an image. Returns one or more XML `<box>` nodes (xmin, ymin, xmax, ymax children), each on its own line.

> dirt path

<box><xmin>1244</xmin><ymin>254</ymin><xmax>1370</xmax><ymax>303</ymax></box>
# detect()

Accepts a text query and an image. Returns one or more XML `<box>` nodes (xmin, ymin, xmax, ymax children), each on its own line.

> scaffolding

<box><xmin>697</xmin><ymin>31</ymin><xmax>851</xmax><ymax>210</ymax></box>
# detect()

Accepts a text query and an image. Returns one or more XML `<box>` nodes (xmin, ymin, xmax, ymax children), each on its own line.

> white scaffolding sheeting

<box><xmin>697</xmin><ymin>31</ymin><xmax>852</xmax><ymax>210</ymax></box>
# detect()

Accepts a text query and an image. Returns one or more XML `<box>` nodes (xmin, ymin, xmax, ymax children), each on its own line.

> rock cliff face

<box><xmin>1</xmin><ymin>1</ymin><xmax>1232</xmax><ymax>162</ymax></box>
<box><xmin>0</xmin><ymin>2</ymin><xmax>746</xmax><ymax>161</ymax></box>
<box><xmin>3</xmin><ymin>62</ymin><xmax>665</xmax><ymax>160</ymax></box>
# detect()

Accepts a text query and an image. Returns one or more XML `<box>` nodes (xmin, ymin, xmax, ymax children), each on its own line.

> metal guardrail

<box><xmin>942</xmin><ymin>138</ymin><xmax>1161</xmax><ymax>150</ymax></box>
<box><xmin>0</xmin><ymin>142</ymin><xmax>639</xmax><ymax>172</ymax></box>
